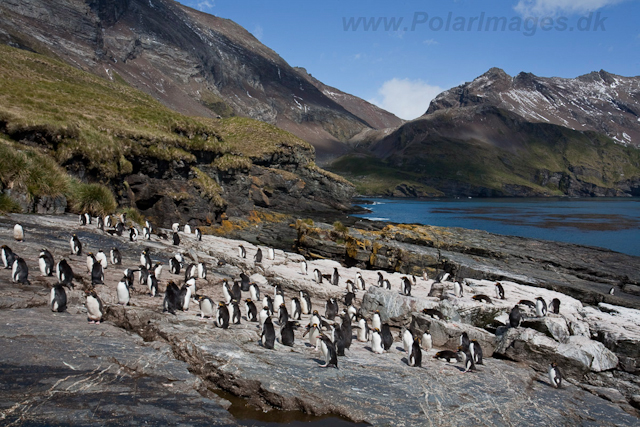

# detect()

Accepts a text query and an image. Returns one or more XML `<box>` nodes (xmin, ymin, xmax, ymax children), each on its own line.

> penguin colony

<box><xmin>1</xmin><ymin>217</ymin><xmax>570</xmax><ymax>389</ymax></box>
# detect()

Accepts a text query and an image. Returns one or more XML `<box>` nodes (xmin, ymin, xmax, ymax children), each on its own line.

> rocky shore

<box><xmin>1</xmin><ymin>213</ymin><xmax>639</xmax><ymax>425</ymax></box>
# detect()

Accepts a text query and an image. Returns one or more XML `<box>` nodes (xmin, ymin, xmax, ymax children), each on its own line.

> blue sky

<box><xmin>176</xmin><ymin>0</ymin><xmax>640</xmax><ymax>120</ymax></box>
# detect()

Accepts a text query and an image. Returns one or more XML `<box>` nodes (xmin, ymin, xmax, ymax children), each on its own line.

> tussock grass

<box><xmin>68</xmin><ymin>181</ymin><xmax>117</xmax><ymax>216</ymax></box>
<box><xmin>0</xmin><ymin>135</ymin><xmax>117</xmax><ymax>214</ymax></box>
<box><xmin>0</xmin><ymin>136</ymin><xmax>69</xmax><ymax>198</ymax></box>
<box><xmin>306</xmin><ymin>161</ymin><xmax>353</xmax><ymax>186</ymax></box>
<box><xmin>213</xmin><ymin>153</ymin><xmax>252</xmax><ymax>171</ymax></box>
<box><xmin>191</xmin><ymin>167</ymin><xmax>226</xmax><ymax>208</ymax></box>
<box><xmin>0</xmin><ymin>45</ymin><xmax>321</xmax><ymax>177</ymax></box>
<box><xmin>118</xmin><ymin>207</ymin><xmax>146</xmax><ymax>226</ymax></box>
<box><xmin>0</xmin><ymin>44</ymin><xmax>350</xmax><ymax>211</ymax></box>
<box><xmin>202</xmin><ymin>116</ymin><xmax>312</xmax><ymax>159</ymax></box>
<box><xmin>0</xmin><ymin>193</ymin><xmax>22</xmax><ymax>213</ymax></box>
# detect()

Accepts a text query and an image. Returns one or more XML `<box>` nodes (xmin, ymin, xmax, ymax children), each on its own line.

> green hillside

<box><xmin>0</xmin><ymin>44</ymin><xmax>334</xmax><ymax>215</ymax></box>
<box><xmin>329</xmin><ymin>107</ymin><xmax>640</xmax><ymax>197</ymax></box>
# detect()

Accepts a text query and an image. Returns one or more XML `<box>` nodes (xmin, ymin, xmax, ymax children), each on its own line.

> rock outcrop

<box><xmin>1</xmin><ymin>213</ymin><xmax>640</xmax><ymax>424</ymax></box>
<box><xmin>295</xmin><ymin>221</ymin><xmax>640</xmax><ymax>310</ymax></box>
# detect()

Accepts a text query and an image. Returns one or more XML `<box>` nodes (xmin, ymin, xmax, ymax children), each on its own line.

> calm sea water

<box><xmin>353</xmin><ymin>198</ymin><xmax>640</xmax><ymax>257</ymax></box>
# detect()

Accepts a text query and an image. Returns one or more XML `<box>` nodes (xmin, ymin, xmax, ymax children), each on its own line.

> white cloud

<box><xmin>423</xmin><ymin>39</ymin><xmax>438</xmax><ymax>46</ymax></box>
<box><xmin>253</xmin><ymin>24</ymin><xmax>263</xmax><ymax>41</ymax></box>
<box><xmin>196</xmin><ymin>0</ymin><xmax>214</xmax><ymax>11</ymax></box>
<box><xmin>369</xmin><ymin>78</ymin><xmax>444</xmax><ymax>120</ymax></box>
<box><xmin>514</xmin><ymin>0</ymin><xmax>625</xmax><ymax>16</ymax></box>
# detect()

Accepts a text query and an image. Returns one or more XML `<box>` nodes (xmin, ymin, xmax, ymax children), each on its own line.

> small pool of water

<box><xmin>212</xmin><ymin>388</ymin><xmax>370</xmax><ymax>426</ymax></box>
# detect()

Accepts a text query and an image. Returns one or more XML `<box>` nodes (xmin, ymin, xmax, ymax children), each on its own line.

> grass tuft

<box><xmin>118</xmin><ymin>207</ymin><xmax>145</xmax><ymax>226</ymax></box>
<box><xmin>0</xmin><ymin>193</ymin><xmax>22</xmax><ymax>213</ymax></box>
<box><xmin>0</xmin><ymin>135</ymin><xmax>69</xmax><ymax>199</ymax></box>
<box><xmin>213</xmin><ymin>153</ymin><xmax>252</xmax><ymax>172</ymax></box>
<box><xmin>68</xmin><ymin>181</ymin><xmax>117</xmax><ymax>216</ymax></box>
<box><xmin>191</xmin><ymin>167</ymin><xmax>226</xmax><ymax>208</ymax></box>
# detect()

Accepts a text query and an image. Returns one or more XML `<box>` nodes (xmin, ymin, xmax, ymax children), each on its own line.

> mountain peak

<box><xmin>482</xmin><ymin>67</ymin><xmax>511</xmax><ymax>80</ymax></box>
<box><xmin>425</xmin><ymin>67</ymin><xmax>640</xmax><ymax>146</ymax></box>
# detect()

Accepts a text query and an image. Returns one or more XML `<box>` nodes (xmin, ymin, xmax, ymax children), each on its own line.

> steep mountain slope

<box><xmin>427</xmin><ymin>68</ymin><xmax>640</xmax><ymax>147</ymax></box>
<box><xmin>0</xmin><ymin>44</ymin><xmax>354</xmax><ymax>224</ymax></box>
<box><xmin>329</xmin><ymin>104</ymin><xmax>640</xmax><ymax>197</ymax></box>
<box><xmin>295</xmin><ymin>67</ymin><xmax>404</xmax><ymax>131</ymax></box>
<box><xmin>0</xmin><ymin>0</ymin><xmax>398</xmax><ymax>161</ymax></box>
<box><xmin>329</xmin><ymin>68</ymin><xmax>640</xmax><ymax>198</ymax></box>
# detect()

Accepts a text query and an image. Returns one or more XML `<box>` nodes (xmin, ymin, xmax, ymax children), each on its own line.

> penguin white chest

<box><xmin>357</xmin><ymin>320</ymin><xmax>368</xmax><ymax>342</ymax></box>
<box><xmin>200</xmin><ymin>300</ymin><xmax>214</xmax><ymax>318</ymax></box>
<box><xmin>372</xmin><ymin>314</ymin><xmax>381</xmax><ymax>331</ymax></box>
<box><xmin>319</xmin><ymin>339</ymin><xmax>329</xmax><ymax>359</ymax></box>
<box><xmin>186</xmin><ymin>279</ymin><xmax>196</xmax><ymax>296</ymax></box>
<box><xmin>250</xmin><ymin>288</ymin><xmax>259</xmax><ymax>302</ymax></box>
<box><xmin>11</xmin><ymin>260</ymin><xmax>18</xmax><ymax>282</ymax></box>
<box><xmin>402</xmin><ymin>330</ymin><xmax>413</xmax><ymax>353</ymax></box>
<box><xmin>422</xmin><ymin>333</ymin><xmax>433</xmax><ymax>351</ymax></box>
<box><xmin>536</xmin><ymin>300</ymin><xmax>546</xmax><ymax>317</ymax></box>
<box><xmin>372</xmin><ymin>332</ymin><xmax>384</xmax><ymax>354</ymax></box>
<box><xmin>39</xmin><ymin>258</ymin><xmax>48</xmax><ymax>276</ymax></box>
<box><xmin>300</xmin><ymin>297</ymin><xmax>309</xmax><ymax>314</ymax></box>
<box><xmin>259</xmin><ymin>309</ymin><xmax>269</xmax><ymax>327</ymax></box>
<box><xmin>274</xmin><ymin>295</ymin><xmax>284</xmax><ymax>312</ymax></box>
<box><xmin>309</xmin><ymin>328</ymin><xmax>320</xmax><ymax>347</ymax></box>
<box><xmin>86</xmin><ymin>296</ymin><xmax>102</xmax><ymax>320</ymax></box>
<box><xmin>117</xmin><ymin>282</ymin><xmax>130</xmax><ymax>305</ymax></box>
<box><xmin>183</xmin><ymin>287</ymin><xmax>192</xmax><ymax>311</ymax></box>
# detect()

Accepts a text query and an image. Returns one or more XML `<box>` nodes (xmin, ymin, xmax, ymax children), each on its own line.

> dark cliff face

<box><xmin>426</xmin><ymin>67</ymin><xmax>640</xmax><ymax>148</ymax></box>
<box><xmin>0</xmin><ymin>0</ymin><xmax>391</xmax><ymax>161</ymax></box>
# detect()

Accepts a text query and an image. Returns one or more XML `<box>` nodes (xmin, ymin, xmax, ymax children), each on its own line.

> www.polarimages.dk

<box><xmin>342</xmin><ymin>12</ymin><xmax>607</xmax><ymax>36</ymax></box>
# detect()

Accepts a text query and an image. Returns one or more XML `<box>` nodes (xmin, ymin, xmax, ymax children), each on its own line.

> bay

<box><xmin>353</xmin><ymin>198</ymin><xmax>640</xmax><ymax>257</ymax></box>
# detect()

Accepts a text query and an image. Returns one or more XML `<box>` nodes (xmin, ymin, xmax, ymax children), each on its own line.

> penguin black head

<box><xmin>219</xmin><ymin>302</ymin><xmax>226</xmax><ymax>307</ymax></box>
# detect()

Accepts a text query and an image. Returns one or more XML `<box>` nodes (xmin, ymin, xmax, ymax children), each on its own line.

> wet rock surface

<box><xmin>0</xmin><ymin>308</ymin><xmax>236</xmax><ymax>426</ymax></box>
<box><xmin>0</xmin><ymin>213</ymin><xmax>639</xmax><ymax>425</ymax></box>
